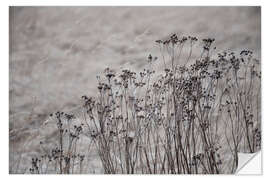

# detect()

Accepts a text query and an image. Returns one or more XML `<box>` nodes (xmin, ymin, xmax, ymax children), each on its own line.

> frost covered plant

<box><xmin>31</xmin><ymin>34</ymin><xmax>261</xmax><ymax>174</ymax></box>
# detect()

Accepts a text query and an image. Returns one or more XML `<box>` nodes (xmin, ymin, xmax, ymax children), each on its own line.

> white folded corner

<box><xmin>236</xmin><ymin>151</ymin><xmax>262</xmax><ymax>175</ymax></box>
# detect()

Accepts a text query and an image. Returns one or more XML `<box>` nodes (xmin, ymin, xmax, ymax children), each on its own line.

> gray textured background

<box><xmin>9</xmin><ymin>7</ymin><xmax>261</xmax><ymax>173</ymax></box>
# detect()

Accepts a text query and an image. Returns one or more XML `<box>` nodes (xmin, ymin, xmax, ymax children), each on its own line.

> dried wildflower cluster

<box><xmin>31</xmin><ymin>34</ymin><xmax>261</xmax><ymax>174</ymax></box>
<box><xmin>29</xmin><ymin>112</ymin><xmax>85</xmax><ymax>174</ymax></box>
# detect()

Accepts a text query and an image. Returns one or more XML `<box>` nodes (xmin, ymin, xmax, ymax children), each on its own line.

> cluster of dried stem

<box><xmin>29</xmin><ymin>112</ymin><xmax>85</xmax><ymax>174</ymax></box>
<box><xmin>30</xmin><ymin>34</ymin><xmax>261</xmax><ymax>174</ymax></box>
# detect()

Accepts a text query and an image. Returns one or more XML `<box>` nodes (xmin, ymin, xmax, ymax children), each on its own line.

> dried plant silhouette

<box><xmin>16</xmin><ymin>34</ymin><xmax>260</xmax><ymax>174</ymax></box>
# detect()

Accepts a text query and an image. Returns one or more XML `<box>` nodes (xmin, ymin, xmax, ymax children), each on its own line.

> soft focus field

<box><xmin>9</xmin><ymin>7</ymin><xmax>261</xmax><ymax>173</ymax></box>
